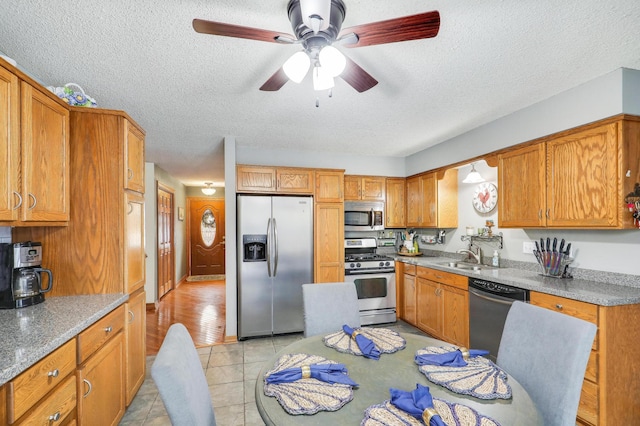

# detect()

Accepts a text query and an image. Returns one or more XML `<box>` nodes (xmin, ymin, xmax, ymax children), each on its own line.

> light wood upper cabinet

<box><xmin>0</xmin><ymin>63</ymin><xmax>69</xmax><ymax>226</ymax></box>
<box><xmin>125</xmin><ymin>191</ymin><xmax>145</xmax><ymax>294</ymax></box>
<box><xmin>344</xmin><ymin>175</ymin><xmax>385</xmax><ymax>201</ymax></box>
<box><xmin>498</xmin><ymin>143</ymin><xmax>546</xmax><ymax>227</ymax></box>
<box><xmin>125</xmin><ymin>121</ymin><xmax>145</xmax><ymax>193</ymax></box>
<box><xmin>315</xmin><ymin>169</ymin><xmax>344</xmax><ymax>203</ymax></box>
<box><xmin>314</xmin><ymin>202</ymin><xmax>344</xmax><ymax>283</ymax></box>
<box><xmin>499</xmin><ymin>117</ymin><xmax>640</xmax><ymax>229</ymax></box>
<box><xmin>385</xmin><ymin>178</ymin><xmax>406</xmax><ymax>228</ymax></box>
<box><xmin>0</xmin><ymin>64</ymin><xmax>19</xmax><ymax>222</ymax></box>
<box><xmin>406</xmin><ymin>169</ymin><xmax>457</xmax><ymax>228</ymax></box>
<box><xmin>236</xmin><ymin>165</ymin><xmax>314</xmax><ymax>194</ymax></box>
<box><xmin>546</xmin><ymin>123</ymin><xmax>619</xmax><ymax>227</ymax></box>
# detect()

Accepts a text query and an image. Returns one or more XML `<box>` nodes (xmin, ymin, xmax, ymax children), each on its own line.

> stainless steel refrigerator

<box><xmin>237</xmin><ymin>195</ymin><xmax>313</xmax><ymax>339</ymax></box>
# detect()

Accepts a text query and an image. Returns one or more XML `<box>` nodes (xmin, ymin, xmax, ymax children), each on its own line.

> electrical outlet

<box><xmin>522</xmin><ymin>241</ymin><xmax>536</xmax><ymax>253</ymax></box>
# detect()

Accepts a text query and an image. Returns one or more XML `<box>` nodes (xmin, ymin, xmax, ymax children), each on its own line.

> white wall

<box><xmin>237</xmin><ymin>146</ymin><xmax>406</xmax><ymax>177</ymax></box>
<box><xmin>224</xmin><ymin>137</ymin><xmax>238</xmax><ymax>339</ymax></box>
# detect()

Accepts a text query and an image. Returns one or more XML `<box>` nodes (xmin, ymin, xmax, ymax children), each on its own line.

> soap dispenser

<box><xmin>492</xmin><ymin>250</ymin><xmax>500</xmax><ymax>267</ymax></box>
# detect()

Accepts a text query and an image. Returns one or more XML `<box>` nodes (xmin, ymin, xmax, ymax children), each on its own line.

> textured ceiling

<box><xmin>1</xmin><ymin>1</ymin><xmax>640</xmax><ymax>186</ymax></box>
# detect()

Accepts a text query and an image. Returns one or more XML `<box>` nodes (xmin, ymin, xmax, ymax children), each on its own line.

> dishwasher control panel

<box><xmin>468</xmin><ymin>278</ymin><xmax>529</xmax><ymax>300</ymax></box>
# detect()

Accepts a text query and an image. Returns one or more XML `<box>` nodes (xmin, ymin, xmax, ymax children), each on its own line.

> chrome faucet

<box><xmin>457</xmin><ymin>247</ymin><xmax>483</xmax><ymax>264</ymax></box>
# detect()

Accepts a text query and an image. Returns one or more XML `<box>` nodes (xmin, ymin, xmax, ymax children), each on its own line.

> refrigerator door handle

<box><xmin>273</xmin><ymin>218</ymin><xmax>279</xmax><ymax>276</ymax></box>
<box><xmin>266</xmin><ymin>218</ymin><xmax>272</xmax><ymax>277</ymax></box>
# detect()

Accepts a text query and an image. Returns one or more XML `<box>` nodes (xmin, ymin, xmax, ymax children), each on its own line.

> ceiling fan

<box><xmin>193</xmin><ymin>0</ymin><xmax>440</xmax><ymax>93</ymax></box>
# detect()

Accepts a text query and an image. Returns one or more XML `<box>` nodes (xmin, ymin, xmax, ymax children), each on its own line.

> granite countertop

<box><xmin>0</xmin><ymin>293</ymin><xmax>128</xmax><ymax>386</ymax></box>
<box><xmin>395</xmin><ymin>255</ymin><xmax>640</xmax><ymax>306</ymax></box>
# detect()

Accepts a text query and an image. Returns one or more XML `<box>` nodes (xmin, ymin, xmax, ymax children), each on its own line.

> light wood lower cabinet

<box><xmin>314</xmin><ymin>202</ymin><xmax>344</xmax><ymax>282</ymax></box>
<box><xmin>402</xmin><ymin>264</ymin><xmax>417</xmax><ymax>326</ymax></box>
<box><xmin>415</xmin><ymin>267</ymin><xmax>469</xmax><ymax>348</ymax></box>
<box><xmin>77</xmin><ymin>306</ymin><xmax>126</xmax><ymax>426</ymax></box>
<box><xmin>125</xmin><ymin>289</ymin><xmax>146</xmax><ymax>406</ymax></box>
<box><xmin>7</xmin><ymin>339</ymin><xmax>77</xmax><ymax>424</ymax></box>
<box><xmin>77</xmin><ymin>332</ymin><xmax>125</xmax><ymax>426</ymax></box>
<box><xmin>531</xmin><ymin>292</ymin><xmax>640</xmax><ymax>425</ymax></box>
<box><xmin>15</xmin><ymin>375</ymin><xmax>76</xmax><ymax>426</ymax></box>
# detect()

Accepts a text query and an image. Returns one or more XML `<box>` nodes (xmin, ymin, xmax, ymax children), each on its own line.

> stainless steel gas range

<box><xmin>344</xmin><ymin>238</ymin><xmax>396</xmax><ymax>326</ymax></box>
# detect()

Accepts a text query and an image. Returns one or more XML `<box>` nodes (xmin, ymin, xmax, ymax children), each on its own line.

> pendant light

<box><xmin>462</xmin><ymin>163</ymin><xmax>485</xmax><ymax>183</ymax></box>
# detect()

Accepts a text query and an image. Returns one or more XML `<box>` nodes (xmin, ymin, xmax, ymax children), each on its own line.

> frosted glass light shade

<box><xmin>318</xmin><ymin>46</ymin><xmax>346</xmax><ymax>77</ymax></box>
<box><xmin>283</xmin><ymin>51</ymin><xmax>311</xmax><ymax>83</ymax></box>
<box><xmin>462</xmin><ymin>164</ymin><xmax>485</xmax><ymax>183</ymax></box>
<box><xmin>300</xmin><ymin>0</ymin><xmax>330</xmax><ymax>33</ymax></box>
<box><xmin>202</xmin><ymin>182</ymin><xmax>216</xmax><ymax>195</ymax></box>
<box><xmin>313</xmin><ymin>66</ymin><xmax>334</xmax><ymax>90</ymax></box>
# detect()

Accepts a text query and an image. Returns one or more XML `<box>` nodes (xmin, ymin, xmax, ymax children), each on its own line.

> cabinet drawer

<box><xmin>404</xmin><ymin>264</ymin><xmax>416</xmax><ymax>276</ymax></box>
<box><xmin>417</xmin><ymin>267</ymin><xmax>467</xmax><ymax>290</ymax></box>
<box><xmin>530</xmin><ymin>292</ymin><xmax>598</xmax><ymax>350</ymax></box>
<box><xmin>8</xmin><ymin>339</ymin><xmax>76</xmax><ymax>423</ymax></box>
<box><xmin>77</xmin><ymin>305</ymin><xmax>125</xmax><ymax>363</ymax></box>
<box><xmin>14</xmin><ymin>375</ymin><xmax>76</xmax><ymax>425</ymax></box>
<box><xmin>577</xmin><ymin>379</ymin><xmax>599</xmax><ymax>426</ymax></box>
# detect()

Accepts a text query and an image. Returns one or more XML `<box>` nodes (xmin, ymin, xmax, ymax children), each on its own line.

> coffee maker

<box><xmin>0</xmin><ymin>242</ymin><xmax>53</xmax><ymax>309</ymax></box>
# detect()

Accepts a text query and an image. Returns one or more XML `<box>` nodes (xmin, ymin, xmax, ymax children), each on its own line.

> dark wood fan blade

<box><xmin>193</xmin><ymin>19</ymin><xmax>294</xmax><ymax>43</ymax></box>
<box><xmin>259</xmin><ymin>67</ymin><xmax>289</xmax><ymax>91</ymax></box>
<box><xmin>340</xmin><ymin>11</ymin><xmax>440</xmax><ymax>48</ymax></box>
<box><xmin>340</xmin><ymin>56</ymin><xmax>378</xmax><ymax>92</ymax></box>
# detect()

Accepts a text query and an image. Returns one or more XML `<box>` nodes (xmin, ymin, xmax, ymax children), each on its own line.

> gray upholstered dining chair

<box><xmin>151</xmin><ymin>323</ymin><xmax>217</xmax><ymax>426</ymax></box>
<box><xmin>496</xmin><ymin>301</ymin><xmax>596</xmax><ymax>426</ymax></box>
<box><xmin>302</xmin><ymin>282</ymin><xmax>361</xmax><ymax>337</ymax></box>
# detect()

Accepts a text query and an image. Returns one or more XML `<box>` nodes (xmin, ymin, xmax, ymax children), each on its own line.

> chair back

<box><xmin>497</xmin><ymin>301</ymin><xmax>596</xmax><ymax>426</ymax></box>
<box><xmin>302</xmin><ymin>282</ymin><xmax>361</xmax><ymax>337</ymax></box>
<box><xmin>151</xmin><ymin>323</ymin><xmax>217</xmax><ymax>426</ymax></box>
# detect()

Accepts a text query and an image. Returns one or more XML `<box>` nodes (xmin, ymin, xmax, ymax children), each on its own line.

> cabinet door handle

<box><xmin>128</xmin><ymin>168</ymin><xmax>133</xmax><ymax>180</ymax></box>
<box><xmin>104</xmin><ymin>326</ymin><xmax>113</xmax><ymax>333</ymax></box>
<box><xmin>28</xmin><ymin>193</ymin><xmax>37</xmax><ymax>210</ymax></box>
<box><xmin>83</xmin><ymin>379</ymin><xmax>92</xmax><ymax>398</ymax></box>
<box><xmin>546</xmin><ymin>209</ymin><xmax>550</xmax><ymax>219</ymax></box>
<box><xmin>49</xmin><ymin>412</ymin><xmax>61</xmax><ymax>422</ymax></box>
<box><xmin>47</xmin><ymin>369</ymin><xmax>59</xmax><ymax>378</ymax></box>
<box><xmin>129</xmin><ymin>310</ymin><xmax>135</xmax><ymax>323</ymax></box>
<box><xmin>555</xmin><ymin>304</ymin><xmax>563</xmax><ymax>310</ymax></box>
<box><xmin>127</xmin><ymin>202</ymin><xmax>133</xmax><ymax>214</ymax></box>
<box><xmin>12</xmin><ymin>191</ymin><xmax>22</xmax><ymax>210</ymax></box>
<box><xmin>538</xmin><ymin>209</ymin><xmax>542</xmax><ymax>219</ymax></box>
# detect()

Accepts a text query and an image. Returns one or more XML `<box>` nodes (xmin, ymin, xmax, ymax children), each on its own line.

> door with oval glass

<box><xmin>188</xmin><ymin>198</ymin><xmax>226</xmax><ymax>277</ymax></box>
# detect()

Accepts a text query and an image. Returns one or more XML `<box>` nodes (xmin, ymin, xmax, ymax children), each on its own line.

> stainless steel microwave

<box><xmin>344</xmin><ymin>201</ymin><xmax>385</xmax><ymax>231</ymax></box>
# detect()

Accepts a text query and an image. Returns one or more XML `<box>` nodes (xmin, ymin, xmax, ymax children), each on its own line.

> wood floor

<box><xmin>146</xmin><ymin>279</ymin><xmax>226</xmax><ymax>355</ymax></box>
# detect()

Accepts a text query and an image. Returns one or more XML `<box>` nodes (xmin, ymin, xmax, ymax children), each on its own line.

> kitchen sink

<box><xmin>436</xmin><ymin>261</ymin><xmax>487</xmax><ymax>271</ymax></box>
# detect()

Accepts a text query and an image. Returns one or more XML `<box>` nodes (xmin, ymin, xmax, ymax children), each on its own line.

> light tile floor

<box><xmin>119</xmin><ymin>320</ymin><xmax>426</xmax><ymax>425</ymax></box>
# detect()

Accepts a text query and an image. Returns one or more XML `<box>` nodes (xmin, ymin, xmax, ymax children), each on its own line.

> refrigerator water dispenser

<box><xmin>243</xmin><ymin>235</ymin><xmax>267</xmax><ymax>262</ymax></box>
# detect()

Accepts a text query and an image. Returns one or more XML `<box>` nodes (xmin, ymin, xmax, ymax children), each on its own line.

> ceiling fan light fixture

<box><xmin>283</xmin><ymin>51</ymin><xmax>310</xmax><ymax>83</ymax></box>
<box><xmin>313</xmin><ymin>65</ymin><xmax>334</xmax><ymax>90</ymax></box>
<box><xmin>462</xmin><ymin>163</ymin><xmax>485</xmax><ymax>184</ymax></box>
<box><xmin>300</xmin><ymin>0</ymin><xmax>331</xmax><ymax>33</ymax></box>
<box><xmin>318</xmin><ymin>45</ymin><xmax>346</xmax><ymax>77</ymax></box>
<box><xmin>201</xmin><ymin>182</ymin><xmax>216</xmax><ymax>195</ymax></box>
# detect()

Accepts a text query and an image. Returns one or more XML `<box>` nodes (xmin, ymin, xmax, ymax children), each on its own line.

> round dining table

<box><xmin>255</xmin><ymin>332</ymin><xmax>542</xmax><ymax>425</ymax></box>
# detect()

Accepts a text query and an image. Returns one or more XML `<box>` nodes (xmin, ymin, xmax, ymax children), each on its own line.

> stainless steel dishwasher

<box><xmin>468</xmin><ymin>277</ymin><xmax>529</xmax><ymax>362</ymax></box>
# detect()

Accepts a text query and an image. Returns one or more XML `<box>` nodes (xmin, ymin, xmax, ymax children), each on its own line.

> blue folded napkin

<box><xmin>390</xmin><ymin>384</ymin><xmax>445</xmax><ymax>426</ymax></box>
<box><xmin>415</xmin><ymin>348</ymin><xmax>489</xmax><ymax>367</ymax></box>
<box><xmin>265</xmin><ymin>363</ymin><xmax>358</xmax><ymax>386</ymax></box>
<box><xmin>342</xmin><ymin>324</ymin><xmax>381</xmax><ymax>360</ymax></box>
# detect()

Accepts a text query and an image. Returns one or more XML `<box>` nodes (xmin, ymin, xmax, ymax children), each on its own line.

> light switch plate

<box><xmin>523</xmin><ymin>241</ymin><xmax>536</xmax><ymax>253</ymax></box>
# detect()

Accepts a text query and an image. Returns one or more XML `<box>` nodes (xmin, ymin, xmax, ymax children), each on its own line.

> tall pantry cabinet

<box><xmin>13</xmin><ymin>107</ymin><xmax>147</xmax><ymax>418</ymax></box>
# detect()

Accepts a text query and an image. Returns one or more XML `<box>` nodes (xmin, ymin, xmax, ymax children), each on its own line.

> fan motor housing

<box><xmin>287</xmin><ymin>0</ymin><xmax>346</xmax><ymax>49</ymax></box>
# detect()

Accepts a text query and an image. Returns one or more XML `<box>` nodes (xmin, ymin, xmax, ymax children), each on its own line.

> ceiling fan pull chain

<box><xmin>316</xmin><ymin>97</ymin><xmax>320</xmax><ymax>108</ymax></box>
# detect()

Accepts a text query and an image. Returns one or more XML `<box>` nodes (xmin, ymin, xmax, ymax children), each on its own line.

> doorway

<box><xmin>187</xmin><ymin>198</ymin><xmax>226</xmax><ymax>277</ymax></box>
<box><xmin>157</xmin><ymin>182</ymin><xmax>175</xmax><ymax>300</ymax></box>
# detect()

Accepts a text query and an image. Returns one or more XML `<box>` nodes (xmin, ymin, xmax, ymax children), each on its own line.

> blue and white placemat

<box><xmin>323</xmin><ymin>327</ymin><xmax>406</xmax><ymax>356</ymax></box>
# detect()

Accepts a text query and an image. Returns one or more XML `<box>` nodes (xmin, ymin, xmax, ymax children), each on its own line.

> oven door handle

<box><xmin>370</xmin><ymin>208</ymin><xmax>374</xmax><ymax>229</ymax></box>
<box><xmin>469</xmin><ymin>288</ymin><xmax>515</xmax><ymax>306</ymax></box>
